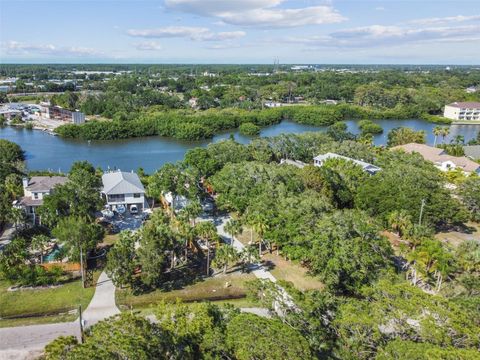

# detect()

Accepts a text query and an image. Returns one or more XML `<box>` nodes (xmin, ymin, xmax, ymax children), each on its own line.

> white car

<box><xmin>130</xmin><ymin>205</ymin><xmax>138</xmax><ymax>214</ymax></box>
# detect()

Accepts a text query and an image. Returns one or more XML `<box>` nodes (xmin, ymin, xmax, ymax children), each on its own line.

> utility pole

<box><xmin>418</xmin><ymin>199</ymin><xmax>426</xmax><ymax>226</ymax></box>
<box><xmin>80</xmin><ymin>246</ymin><xmax>85</xmax><ymax>288</ymax></box>
<box><xmin>78</xmin><ymin>305</ymin><xmax>85</xmax><ymax>343</ymax></box>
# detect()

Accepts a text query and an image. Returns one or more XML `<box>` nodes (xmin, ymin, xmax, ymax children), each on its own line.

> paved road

<box><xmin>0</xmin><ymin>272</ymin><xmax>118</xmax><ymax>359</ymax></box>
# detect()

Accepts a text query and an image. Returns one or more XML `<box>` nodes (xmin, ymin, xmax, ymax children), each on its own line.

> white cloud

<box><xmin>409</xmin><ymin>14</ymin><xmax>480</xmax><ymax>26</ymax></box>
<box><xmin>134</xmin><ymin>41</ymin><xmax>162</xmax><ymax>51</ymax></box>
<box><xmin>127</xmin><ymin>26</ymin><xmax>245</xmax><ymax>41</ymax></box>
<box><xmin>286</xmin><ymin>24</ymin><xmax>480</xmax><ymax>48</ymax></box>
<box><xmin>165</xmin><ymin>0</ymin><xmax>346</xmax><ymax>28</ymax></box>
<box><xmin>3</xmin><ymin>41</ymin><xmax>101</xmax><ymax>57</ymax></box>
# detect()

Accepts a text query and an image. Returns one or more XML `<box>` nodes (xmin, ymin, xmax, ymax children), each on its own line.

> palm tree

<box><xmin>195</xmin><ymin>221</ymin><xmax>218</xmax><ymax>276</ymax></box>
<box><xmin>387</xmin><ymin>210</ymin><xmax>412</xmax><ymax>238</ymax></box>
<box><xmin>224</xmin><ymin>219</ymin><xmax>242</xmax><ymax>244</ymax></box>
<box><xmin>240</xmin><ymin>245</ymin><xmax>260</xmax><ymax>271</ymax></box>
<box><xmin>251</xmin><ymin>214</ymin><xmax>269</xmax><ymax>258</ymax></box>
<box><xmin>213</xmin><ymin>244</ymin><xmax>239</xmax><ymax>274</ymax></box>
<box><xmin>184</xmin><ymin>200</ymin><xmax>202</xmax><ymax>226</ymax></box>
<box><xmin>8</xmin><ymin>207</ymin><xmax>26</xmax><ymax>231</ymax></box>
<box><xmin>432</xmin><ymin>126</ymin><xmax>442</xmax><ymax>146</ymax></box>
<box><xmin>440</xmin><ymin>127</ymin><xmax>450</xmax><ymax>144</ymax></box>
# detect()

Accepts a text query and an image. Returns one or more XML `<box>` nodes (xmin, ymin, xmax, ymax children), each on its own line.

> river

<box><xmin>1</xmin><ymin>119</ymin><xmax>479</xmax><ymax>173</ymax></box>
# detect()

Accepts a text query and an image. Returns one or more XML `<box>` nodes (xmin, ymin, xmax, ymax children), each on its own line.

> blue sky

<box><xmin>1</xmin><ymin>0</ymin><xmax>479</xmax><ymax>64</ymax></box>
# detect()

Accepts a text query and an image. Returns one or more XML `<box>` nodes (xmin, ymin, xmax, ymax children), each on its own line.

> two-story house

<box><xmin>101</xmin><ymin>171</ymin><xmax>146</xmax><ymax>214</ymax></box>
<box><xmin>18</xmin><ymin>176</ymin><xmax>68</xmax><ymax>224</ymax></box>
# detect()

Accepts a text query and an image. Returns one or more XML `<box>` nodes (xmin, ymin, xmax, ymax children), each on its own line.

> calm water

<box><xmin>1</xmin><ymin>119</ymin><xmax>478</xmax><ymax>173</ymax></box>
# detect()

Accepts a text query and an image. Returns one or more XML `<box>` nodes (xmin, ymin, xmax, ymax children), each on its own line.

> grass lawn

<box><xmin>116</xmin><ymin>272</ymin><xmax>257</xmax><ymax>311</ymax></box>
<box><xmin>0</xmin><ymin>272</ymin><xmax>100</xmax><ymax>328</ymax></box>
<box><xmin>262</xmin><ymin>253</ymin><xmax>324</xmax><ymax>291</ymax></box>
<box><xmin>236</xmin><ymin>227</ymin><xmax>323</xmax><ymax>291</ymax></box>
<box><xmin>435</xmin><ymin>222</ymin><xmax>480</xmax><ymax>247</ymax></box>
<box><xmin>101</xmin><ymin>233</ymin><xmax>119</xmax><ymax>246</ymax></box>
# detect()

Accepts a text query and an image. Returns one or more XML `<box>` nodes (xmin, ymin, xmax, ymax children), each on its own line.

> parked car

<box><xmin>130</xmin><ymin>205</ymin><xmax>138</xmax><ymax>214</ymax></box>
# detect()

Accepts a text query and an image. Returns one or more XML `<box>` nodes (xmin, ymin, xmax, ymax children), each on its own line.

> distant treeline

<box><xmin>55</xmin><ymin>104</ymin><xmax>432</xmax><ymax>141</ymax></box>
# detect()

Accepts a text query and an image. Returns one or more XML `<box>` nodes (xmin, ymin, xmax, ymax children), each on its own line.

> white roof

<box><xmin>314</xmin><ymin>153</ymin><xmax>381</xmax><ymax>172</ymax></box>
<box><xmin>102</xmin><ymin>171</ymin><xmax>145</xmax><ymax>195</ymax></box>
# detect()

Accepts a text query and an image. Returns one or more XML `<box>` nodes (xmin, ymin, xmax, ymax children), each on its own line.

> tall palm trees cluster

<box><xmin>432</xmin><ymin>126</ymin><xmax>450</xmax><ymax>146</ymax></box>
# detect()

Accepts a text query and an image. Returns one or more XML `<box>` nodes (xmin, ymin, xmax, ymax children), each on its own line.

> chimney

<box><xmin>22</xmin><ymin>177</ymin><xmax>29</xmax><ymax>189</ymax></box>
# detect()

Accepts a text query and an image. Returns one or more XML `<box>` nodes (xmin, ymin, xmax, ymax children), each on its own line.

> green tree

<box><xmin>458</xmin><ymin>177</ymin><xmax>480</xmax><ymax>221</ymax></box>
<box><xmin>226</xmin><ymin>313</ymin><xmax>313</xmax><ymax>360</ymax></box>
<box><xmin>105</xmin><ymin>231</ymin><xmax>138</xmax><ymax>289</ymax></box>
<box><xmin>387</xmin><ymin>127</ymin><xmax>426</xmax><ymax>147</ymax></box>
<box><xmin>195</xmin><ymin>221</ymin><xmax>219</xmax><ymax>276</ymax></box>
<box><xmin>212</xmin><ymin>244</ymin><xmax>239</xmax><ymax>274</ymax></box>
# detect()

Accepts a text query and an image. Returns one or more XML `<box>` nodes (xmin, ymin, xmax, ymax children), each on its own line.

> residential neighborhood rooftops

<box><xmin>313</xmin><ymin>153</ymin><xmax>381</xmax><ymax>174</ymax></box>
<box><xmin>464</xmin><ymin>145</ymin><xmax>480</xmax><ymax>160</ymax></box>
<box><xmin>446</xmin><ymin>102</ymin><xmax>480</xmax><ymax>108</ymax></box>
<box><xmin>24</xmin><ymin>176</ymin><xmax>67</xmax><ymax>192</ymax></box>
<box><xmin>102</xmin><ymin>171</ymin><xmax>145</xmax><ymax>195</ymax></box>
<box><xmin>392</xmin><ymin>143</ymin><xmax>480</xmax><ymax>173</ymax></box>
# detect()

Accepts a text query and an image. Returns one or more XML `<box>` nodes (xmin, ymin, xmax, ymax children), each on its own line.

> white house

<box><xmin>101</xmin><ymin>171</ymin><xmax>146</xmax><ymax>214</ymax></box>
<box><xmin>444</xmin><ymin>102</ymin><xmax>480</xmax><ymax>121</ymax></box>
<box><xmin>391</xmin><ymin>143</ymin><xmax>480</xmax><ymax>174</ymax></box>
<box><xmin>313</xmin><ymin>153</ymin><xmax>381</xmax><ymax>175</ymax></box>
<box><xmin>17</xmin><ymin>176</ymin><xmax>67</xmax><ymax>224</ymax></box>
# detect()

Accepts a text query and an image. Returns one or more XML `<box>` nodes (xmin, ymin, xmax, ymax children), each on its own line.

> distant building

<box><xmin>466</xmin><ymin>86</ymin><xmax>477</xmax><ymax>94</ymax></box>
<box><xmin>313</xmin><ymin>153</ymin><xmax>381</xmax><ymax>175</ymax></box>
<box><xmin>264</xmin><ymin>101</ymin><xmax>284</xmax><ymax>108</ymax></box>
<box><xmin>391</xmin><ymin>143</ymin><xmax>480</xmax><ymax>174</ymax></box>
<box><xmin>42</xmin><ymin>105</ymin><xmax>85</xmax><ymax>124</ymax></box>
<box><xmin>17</xmin><ymin>176</ymin><xmax>68</xmax><ymax>224</ymax></box>
<box><xmin>443</xmin><ymin>102</ymin><xmax>480</xmax><ymax>121</ymax></box>
<box><xmin>102</xmin><ymin>171</ymin><xmax>146</xmax><ymax>214</ymax></box>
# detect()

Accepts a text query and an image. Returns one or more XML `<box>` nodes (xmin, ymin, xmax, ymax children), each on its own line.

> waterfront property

<box><xmin>16</xmin><ymin>176</ymin><xmax>67</xmax><ymax>224</ymax></box>
<box><xmin>444</xmin><ymin>102</ymin><xmax>480</xmax><ymax>121</ymax></box>
<box><xmin>313</xmin><ymin>153</ymin><xmax>381</xmax><ymax>175</ymax></box>
<box><xmin>392</xmin><ymin>143</ymin><xmax>480</xmax><ymax>174</ymax></box>
<box><xmin>101</xmin><ymin>170</ymin><xmax>146</xmax><ymax>214</ymax></box>
<box><xmin>42</xmin><ymin>104</ymin><xmax>85</xmax><ymax>124</ymax></box>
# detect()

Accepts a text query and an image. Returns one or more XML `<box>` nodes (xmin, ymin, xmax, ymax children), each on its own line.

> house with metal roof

<box><xmin>313</xmin><ymin>153</ymin><xmax>381</xmax><ymax>175</ymax></box>
<box><xmin>101</xmin><ymin>171</ymin><xmax>146</xmax><ymax>214</ymax></box>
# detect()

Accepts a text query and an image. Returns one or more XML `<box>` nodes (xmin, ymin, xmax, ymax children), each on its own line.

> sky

<box><xmin>0</xmin><ymin>0</ymin><xmax>479</xmax><ymax>64</ymax></box>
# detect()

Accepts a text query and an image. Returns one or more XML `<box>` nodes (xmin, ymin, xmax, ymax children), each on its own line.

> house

<box><xmin>391</xmin><ymin>143</ymin><xmax>480</xmax><ymax>174</ymax></box>
<box><xmin>313</xmin><ymin>153</ymin><xmax>381</xmax><ymax>175</ymax></box>
<box><xmin>443</xmin><ymin>102</ymin><xmax>480</xmax><ymax>121</ymax></box>
<box><xmin>17</xmin><ymin>176</ymin><xmax>68</xmax><ymax>224</ymax></box>
<box><xmin>280</xmin><ymin>158</ymin><xmax>307</xmax><ymax>169</ymax></box>
<box><xmin>464</xmin><ymin>145</ymin><xmax>480</xmax><ymax>160</ymax></box>
<box><xmin>101</xmin><ymin>171</ymin><xmax>146</xmax><ymax>214</ymax></box>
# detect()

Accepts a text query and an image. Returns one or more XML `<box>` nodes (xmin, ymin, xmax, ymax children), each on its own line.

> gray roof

<box><xmin>26</xmin><ymin>176</ymin><xmax>67</xmax><ymax>192</ymax></box>
<box><xmin>464</xmin><ymin>145</ymin><xmax>480</xmax><ymax>160</ymax></box>
<box><xmin>313</xmin><ymin>153</ymin><xmax>381</xmax><ymax>173</ymax></box>
<box><xmin>102</xmin><ymin>171</ymin><xmax>145</xmax><ymax>195</ymax></box>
